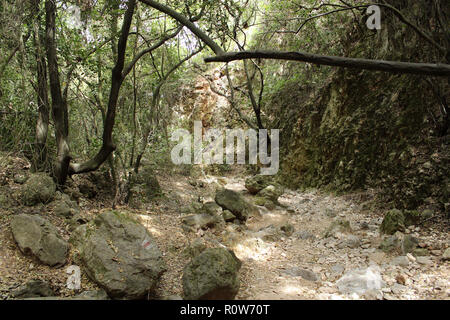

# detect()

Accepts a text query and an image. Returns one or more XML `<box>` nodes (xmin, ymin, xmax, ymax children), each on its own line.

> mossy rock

<box><xmin>380</xmin><ymin>209</ymin><xmax>405</xmax><ymax>235</ymax></box>
<box><xmin>182</xmin><ymin>248</ymin><xmax>241</xmax><ymax>300</ymax></box>
<box><xmin>20</xmin><ymin>173</ymin><xmax>56</xmax><ymax>206</ymax></box>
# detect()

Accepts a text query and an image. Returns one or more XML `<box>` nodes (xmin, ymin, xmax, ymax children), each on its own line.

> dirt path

<box><xmin>152</xmin><ymin>173</ymin><xmax>449</xmax><ymax>300</ymax></box>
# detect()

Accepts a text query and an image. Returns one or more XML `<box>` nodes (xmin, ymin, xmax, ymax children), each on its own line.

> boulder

<box><xmin>11</xmin><ymin>279</ymin><xmax>54</xmax><ymax>298</ymax></box>
<box><xmin>258</xmin><ymin>185</ymin><xmax>284</xmax><ymax>203</ymax></box>
<box><xmin>245</xmin><ymin>175</ymin><xmax>272</xmax><ymax>194</ymax></box>
<box><xmin>20</xmin><ymin>173</ymin><xmax>56</xmax><ymax>206</ymax></box>
<box><xmin>53</xmin><ymin>194</ymin><xmax>80</xmax><ymax>218</ymax></box>
<box><xmin>183</xmin><ymin>248</ymin><xmax>241</xmax><ymax>300</ymax></box>
<box><xmin>11</xmin><ymin>214</ymin><xmax>68</xmax><ymax>266</ymax></box>
<box><xmin>70</xmin><ymin>211</ymin><xmax>166</xmax><ymax>299</ymax></box>
<box><xmin>215</xmin><ymin>189</ymin><xmax>258</xmax><ymax>221</ymax></box>
<box><xmin>380</xmin><ymin>209</ymin><xmax>405</xmax><ymax>235</ymax></box>
<box><xmin>443</xmin><ymin>248</ymin><xmax>450</xmax><ymax>261</ymax></box>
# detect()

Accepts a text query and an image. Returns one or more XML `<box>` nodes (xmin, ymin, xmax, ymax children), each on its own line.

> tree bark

<box><xmin>45</xmin><ymin>0</ymin><xmax>70</xmax><ymax>185</ymax></box>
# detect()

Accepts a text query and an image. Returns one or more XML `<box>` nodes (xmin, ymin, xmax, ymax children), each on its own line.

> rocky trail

<box><xmin>0</xmin><ymin>157</ymin><xmax>449</xmax><ymax>300</ymax></box>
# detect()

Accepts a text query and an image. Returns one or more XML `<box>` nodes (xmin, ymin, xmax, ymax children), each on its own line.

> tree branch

<box><xmin>205</xmin><ymin>51</ymin><xmax>450</xmax><ymax>77</ymax></box>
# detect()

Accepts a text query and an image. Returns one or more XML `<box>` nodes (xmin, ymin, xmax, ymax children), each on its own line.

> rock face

<box><xmin>215</xmin><ymin>189</ymin><xmax>258</xmax><ymax>221</ymax></box>
<box><xmin>245</xmin><ymin>175</ymin><xmax>271</xmax><ymax>194</ymax></box>
<box><xmin>11</xmin><ymin>214</ymin><xmax>68</xmax><ymax>266</ymax></box>
<box><xmin>183</xmin><ymin>248</ymin><xmax>241</xmax><ymax>300</ymax></box>
<box><xmin>380</xmin><ymin>209</ymin><xmax>405</xmax><ymax>235</ymax></box>
<box><xmin>71</xmin><ymin>211</ymin><xmax>166</xmax><ymax>299</ymax></box>
<box><xmin>20</xmin><ymin>173</ymin><xmax>56</xmax><ymax>206</ymax></box>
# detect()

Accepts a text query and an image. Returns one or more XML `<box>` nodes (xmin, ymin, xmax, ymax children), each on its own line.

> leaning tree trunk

<box><xmin>45</xmin><ymin>0</ymin><xmax>71</xmax><ymax>185</ymax></box>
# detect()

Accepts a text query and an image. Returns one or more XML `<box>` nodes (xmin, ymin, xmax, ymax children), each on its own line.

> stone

<box><xmin>183</xmin><ymin>238</ymin><xmax>207</xmax><ymax>258</ymax></box>
<box><xmin>416</xmin><ymin>256</ymin><xmax>433</xmax><ymax>265</ymax></box>
<box><xmin>280</xmin><ymin>223</ymin><xmax>294</xmax><ymax>237</ymax></box>
<box><xmin>73</xmin><ymin>289</ymin><xmax>109</xmax><ymax>300</ymax></box>
<box><xmin>245</xmin><ymin>175</ymin><xmax>272</xmax><ymax>194</ymax></box>
<box><xmin>70</xmin><ymin>210</ymin><xmax>166</xmax><ymax>299</ymax></box>
<box><xmin>215</xmin><ymin>188</ymin><xmax>258</xmax><ymax>221</ymax></box>
<box><xmin>53</xmin><ymin>196</ymin><xmax>80</xmax><ymax>218</ymax></box>
<box><xmin>379</xmin><ymin>235</ymin><xmax>401</xmax><ymax>253</ymax></box>
<box><xmin>413</xmin><ymin>248</ymin><xmax>429</xmax><ymax>257</ymax></box>
<box><xmin>11</xmin><ymin>214</ymin><xmax>68</xmax><ymax>266</ymax></box>
<box><xmin>182</xmin><ymin>214</ymin><xmax>217</xmax><ymax>230</ymax></box>
<box><xmin>336</xmin><ymin>266</ymin><xmax>384</xmax><ymax>295</ymax></box>
<box><xmin>391</xmin><ymin>256</ymin><xmax>409</xmax><ymax>267</ymax></box>
<box><xmin>324</xmin><ymin>208</ymin><xmax>337</xmax><ymax>218</ymax></box>
<box><xmin>258</xmin><ymin>185</ymin><xmax>284</xmax><ymax>203</ymax></box>
<box><xmin>401</xmin><ymin>235</ymin><xmax>419</xmax><ymax>254</ymax></box>
<box><xmin>11</xmin><ymin>279</ymin><xmax>54</xmax><ymax>298</ymax></box>
<box><xmin>380</xmin><ymin>209</ymin><xmax>405</xmax><ymax>235</ymax></box>
<box><xmin>324</xmin><ymin>218</ymin><xmax>352</xmax><ymax>238</ymax></box>
<box><xmin>20</xmin><ymin>173</ymin><xmax>56</xmax><ymax>206</ymax></box>
<box><xmin>288</xmin><ymin>268</ymin><xmax>318</xmax><ymax>282</ymax></box>
<box><xmin>342</xmin><ymin>235</ymin><xmax>360</xmax><ymax>248</ymax></box>
<box><xmin>295</xmin><ymin>230</ymin><xmax>315</xmax><ymax>240</ymax></box>
<box><xmin>183</xmin><ymin>248</ymin><xmax>241</xmax><ymax>300</ymax></box>
<box><xmin>442</xmin><ymin>248</ymin><xmax>450</xmax><ymax>261</ymax></box>
<box><xmin>222</xmin><ymin>210</ymin><xmax>236</xmax><ymax>222</ymax></box>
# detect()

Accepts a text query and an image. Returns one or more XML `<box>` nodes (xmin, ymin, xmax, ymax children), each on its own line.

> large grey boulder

<box><xmin>70</xmin><ymin>210</ymin><xmax>166</xmax><ymax>299</ymax></box>
<box><xmin>11</xmin><ymin>214</ymin><xmax>68</xmax><ymax>266</ymax></box>
<box><xmin>20</xmin><ymin>173</ymin><xmax>56</xmax><ymax>206</ymax></box>
<box><xmin>215</xmin><ymin>189</ymin><xmax>258</xmax><ymax>221</ymax></box>
<box><xmin>183</xmin><ymin>248</ymin><xmax>242</xmax><ymax>300</ymax></box>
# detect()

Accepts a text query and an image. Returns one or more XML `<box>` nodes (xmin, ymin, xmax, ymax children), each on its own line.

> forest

<box><xmin>0</xmin><ymin>0</ymin><xmax>448</xmax><ymax>301</ymax></box>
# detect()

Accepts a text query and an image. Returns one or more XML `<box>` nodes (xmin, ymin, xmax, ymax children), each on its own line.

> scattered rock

<box><xmin>11</xmin><ymin>279</ymin><xmax>54</xmax><ymax>298</ymax></box>
<box><xmin>215</xmin><ymin>188</ymin><xmax>258</xmax><ymax>221</ymax></box>
<box><xmin>70</xmin><ymin>211</ymin><xmax>166</xmax><ymax>299</ymax></box>
<box><xmin>258</xmin><ymin>185</ymin><xmax>284</xmax><ymax>203</ymax></box>
<box><xmin>391</xmin><ymin>256</ymin><xmax>409</xmax><ymax>267</ymax></box>
<box><xmin>380</xmin><ymin>209</ymin><xmax>405</xmax><ymax>235</ymax></box>
<box><xmin>283</xmin><ymin>268</ymin><xmax>318</xmax><ymax>282</ymax></box>
<box><xmin>245</xmin><ymin>175</ymin><xmax>271</xmax><ymax>194</ymax></box>
<box><xmin>73</xmin><ymin>289</ymin><xmax>109</xmax><ymax>300</ymax></box>
<box><xmin>295</xmin><ymin>230</ymin><xmax>315</xmax><ymax>240</ymax></box>
<box><xmin>222</xmin><ymin>210</ymin><xmax>236</xmax><ymax>222</ymax></box>
<box><xmin>53</xmin><ymin>195</ymin><xmax>80</xmax><ymax>218</ymax></box>
<box><xmin>183</xmin><ymin>248</ymin><xmax>241</xmax><ymax>300</ymax></box>
<box><xmin>442</xmin><ymin>248</ymin><xmax>450</xmax><ymax>261</ymax></box>
<box><xmin>280</xmin><ymin>223</ymin><xmax>294</xmax><ymax>237</ymax></box>
<box><xmin>338</xmin><ymin>235</ymin><xmax>360</xmax><ymax>249</ymax></box>
<box><xmin>401</xmin><ymin>235</ymin><xmax>419</xmax><ymax>254</ymax></box>
<box><xmin>416</xmin><ymin>256</ymin><xmax>433</xmax><ymax>266</ymax></box>
<box><xmin>11</xmin><ymin>214</ymin><xmax>68</xmax><ymax>266</ymax></box>
<box><xmin>182</xmin><ymin>214</ymin><xmax>217</xmax><ymax>230</ymax></box>
<box><xmin>20</xmin><ymin>173</ymin><xmax>56</xmax><ymax>206</ymax></box>
<box><xmin>336</xmin><ymin>266</ymin><xmax>384</xmax><ymax>295</ymax></box>
<box><xmin>324</xmin><ymin>218</ymin><xmax>352</xmax><ymax>238</ymax></box>
<box><xmin>379</xmin><ymin>234</ymin><xmax>401</xmax><ymax>253</ymax></box>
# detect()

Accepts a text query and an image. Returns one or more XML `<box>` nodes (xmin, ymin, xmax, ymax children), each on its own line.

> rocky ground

<box><xmin>0</xmin><ymin>153</ymin><xmax>449</xmax><ymax>300</ymax></box>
